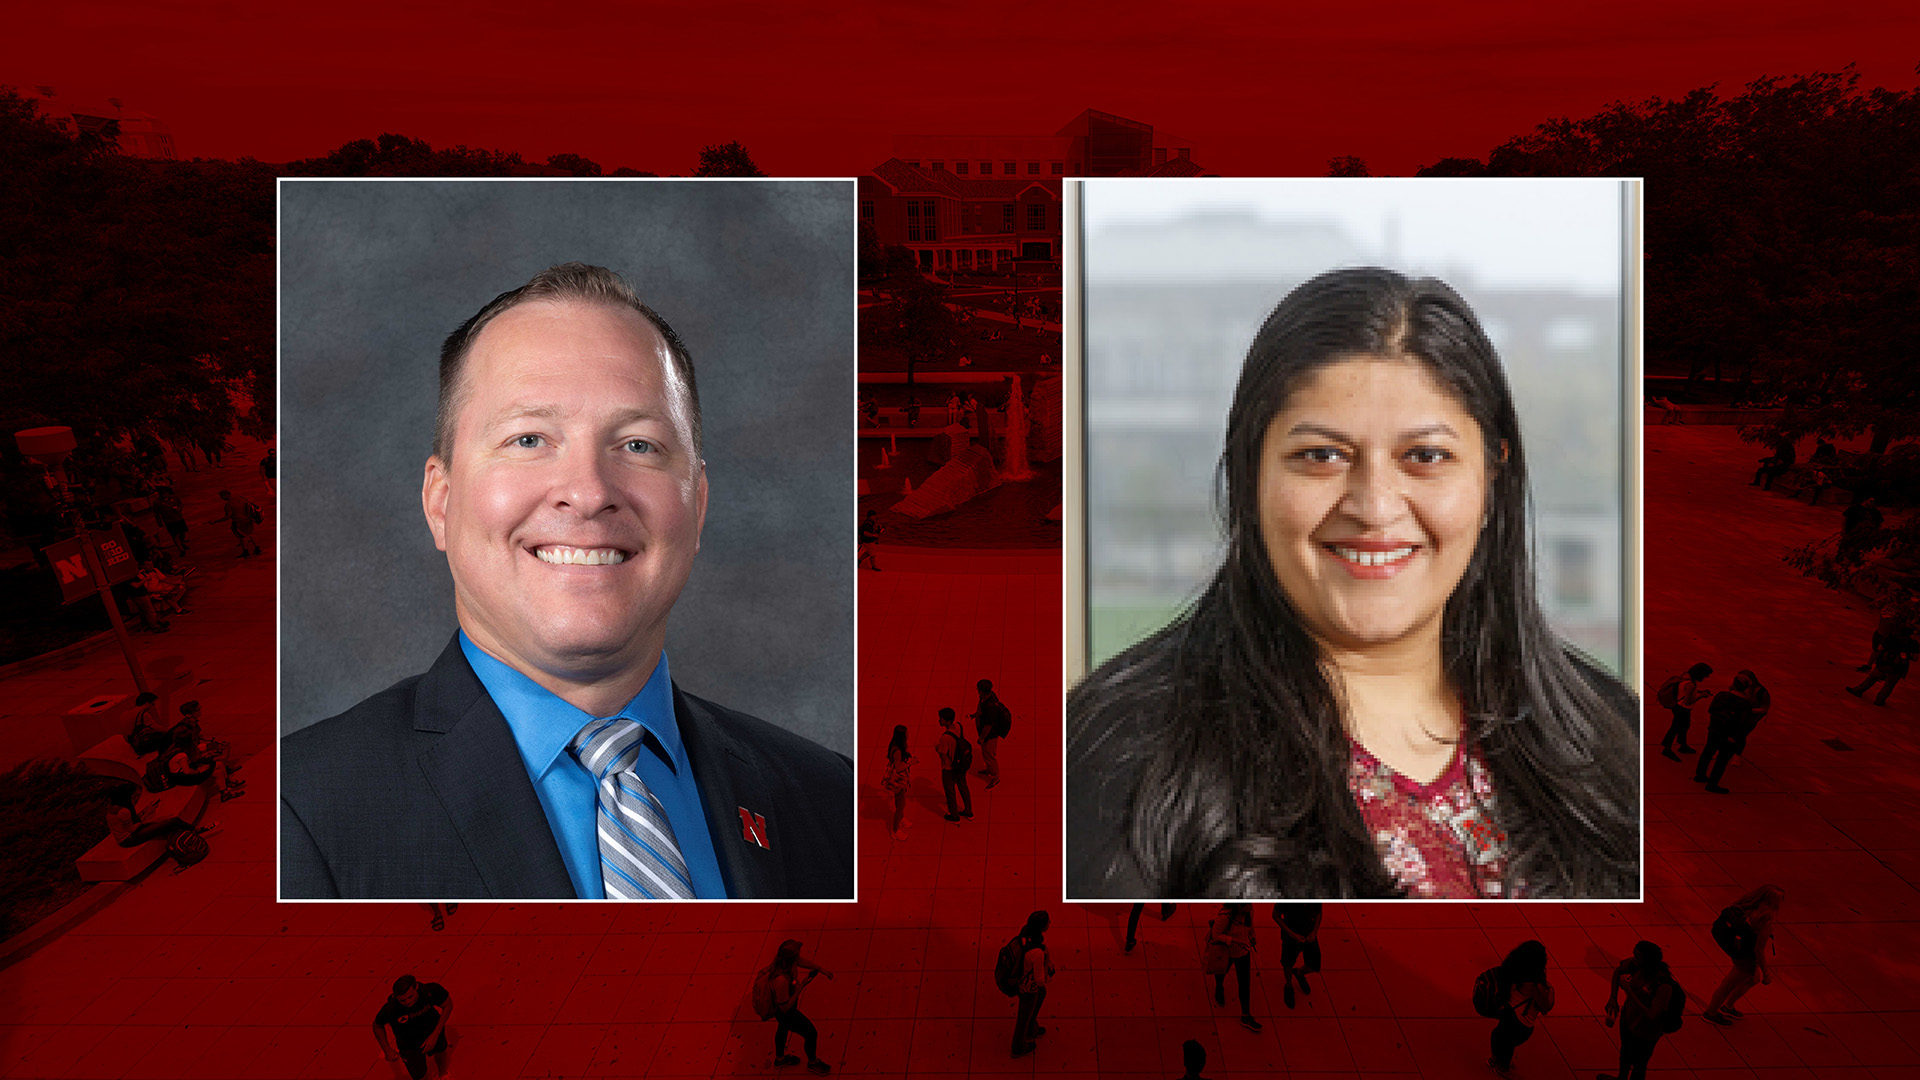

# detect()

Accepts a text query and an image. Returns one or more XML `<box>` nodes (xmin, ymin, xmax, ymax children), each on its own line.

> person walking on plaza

<box><xmin>1704</xmin><ymin>885</ymin><xmax>1784</xmax><ymax>1025</ymax></box>
<box><xmin>1178</xmin><ymin>1039</ymin><xmax>1215</xmax><ymax>1080</ymax></box>
<box><xmin>1125</xmin><ymin>902</ymin><xmax>1174</xmax><ymax>954</ymax></box>
<box><xmin>373</xmin><ymin>975</ymin><xmax>456</xmax><ymax>1080</ymax></box>
<box><xmin>1207</xmin><ymin>903</ymin><xmax>1262</xmax><ymax>1032</ymax></box>
<box><xmin>763</xmin><ymin>939</ymin><xmax>835</xmax><ymax>1074</ymax></box>
<box><xmin>1848</xmin><ymin>626</ymin><xmax>1917</xmax><ymax>706</ymax></box>
<box><xmin>1858</xmin><ymin>593</ymin><xmax>1913</xmax><ymax>672</ymax></box>
<box><xmin>1273</xmin><ymin>902</ymin><xmax>1323</xmax><ymax>1008</ymax></box>
<box><xmin>424</xmin><ymin>903</ymin><xmax>459</xmax><ymax>931</ymax></box>
<box><xmin>971</xmin><ymin>678</ymin><xmax>1010</xmax><ymax>789</ymax></box>
<box><xmin>153</xmin><ymin>485</ymin><xmax>189</xmax><ymax>552</ymax></box>
<box><xmin>1488</xmin><ymin>940</ymin><xmax>1555</xmax><ymax>1076</ymax></box>
<box><xmin>216</xmin><ymin>488</ymin><xmax>262</xmax><ymax>558</ymax></box>
<box><xmin>1010</xmin><ymin>910</ymin><xmax>1056</xmax><ymax>1058</ymax></box>
<box><xmin>259</xmin><ymin>447</ymin><xmax>276</xmax><ymax>496</ymax></box>
<box><xmin>883</xmin><ymin>725</ymin><xmax>914</xmax><ymax>840</ymax></box>
<box><xmin>936</xmin><ymin>707</ymin><xmax>973</xmax><ymax>822</ymax></box>
<box><xmin>1694</xmin><ymin>673</ymin><xmax>1759</xmax><ymax>794</ymax></box>
<box><xmin>1601</xmin><ymin>941</ymin><xmax>1679</xmax><ymax>1080</ymax></box>
<box><xmin>1658</xmin><ymin>663</ymin><xmax>1712</xmax><ymax>760</ymax></box>
<box><xmin>858</xmin><ymin>510</ymin><xmax>881</xmax><ymax>572</ymax></box>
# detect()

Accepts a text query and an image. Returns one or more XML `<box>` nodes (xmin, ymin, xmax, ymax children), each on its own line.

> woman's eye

<box><xmin>1300</xmin><ymin>447</ymin><xmax>1344</xmax><ymax>464</ymax></box>
<box><xmin>1406</xmin><ymin>447</ymin><xmax>1453</xmax><ymax>465</ymax></box>
<box><xmin>625</xmin><ymin>439</ymin><xmax>656</xmax><ymax>454</ymax></box>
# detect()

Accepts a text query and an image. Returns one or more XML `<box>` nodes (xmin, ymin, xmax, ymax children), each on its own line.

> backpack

<box><xmin>993</xmin><ymin>934</ymin><xmax>1027</xmax><ymax>997</ymax></box>
<box><xmin>950</xmin><ymin>732</ymin><xmax>973</xmax><ymax>773</ymax></box>
<box><xmin>1657</xmin><ymin>975</ymin><xmax>1687</xmax><ymax>1034</ymax></box>
<box><xmin>246</xmin><ymin>502</ymin><xmax>263</xmax><ymax>524</ymax></box>
<box><xmin>1472</xmin><ymin>965</ymin><xmax>1508</xmax><ymax>1018</ymax></box>
<box><xmin>750</xmin><ymin>966</ymin><xmax>778</xmax><ymax>1020</ymax></box>
<box><xmin>1711</xmin><ymin>906</ymin><xmax>1757</xmax><ymax>958</ymax></box>
<box><xmin>167</xmin><ymin>827</ymin><xmax>209</xmax><ymax>870</ymax></box>
<box><xmin>983</xmin><ymin>699</ymin><xmax>1012</xmax><ymax>739</ymax></box>
<box><xmin>1656</xmin><ymin>673</ymin><xmax>1683</xmax><ymax>709</ymax></box>
<box><xmin>142</xmin><ymin>756</ymin><xmax>174</xmax><ymax>793</ymax></box>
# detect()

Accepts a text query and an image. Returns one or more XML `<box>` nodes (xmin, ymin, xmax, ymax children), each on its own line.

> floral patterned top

<box><xmin>1347</xmin><ymin>739</ymin><xmax>1512</xmax><ymax>898</ymax></box>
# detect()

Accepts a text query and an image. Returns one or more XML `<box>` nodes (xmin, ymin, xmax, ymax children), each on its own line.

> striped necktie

<box><xmin>567</xmin><ymin>717</ymin><xmax>696</xmax><ymax>900</ymax></box>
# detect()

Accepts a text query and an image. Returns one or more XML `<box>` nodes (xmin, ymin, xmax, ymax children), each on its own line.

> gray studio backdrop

<box><xmin>279</xmin><ymin>180</ymin><xmax>854</xmax><ymax>755</ymax></box>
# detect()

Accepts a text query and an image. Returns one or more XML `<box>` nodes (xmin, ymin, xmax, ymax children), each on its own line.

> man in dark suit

<box><xmin>281</xmin><ymin>264</ymin><xmax>852</xmax><ymax>899</ymax></box>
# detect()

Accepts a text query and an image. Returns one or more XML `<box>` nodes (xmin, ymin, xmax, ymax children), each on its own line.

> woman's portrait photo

<box><xmin>1066</xmin><ymin>179</ymin><xmax>1642</xmax><ymax>900</ymax></box>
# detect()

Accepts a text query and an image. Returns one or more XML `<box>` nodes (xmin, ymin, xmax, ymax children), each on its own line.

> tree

<box><xmin>1326</xmin><ymin>155</ymin><xmax>1370</xmax><ymax>177</ymax></box>
<box><xmin>694</xmin><ymin>140</ymin><xmax>765</xmax><ymax>177</ymax></box>
<box><xmin>283</xmin><ymin>132</ymin><xmax>527</xmax><ymax>176</ymax></box>
<box><xmin>864</xmin><ymin>271</ymin><xmax>959</xmax><ymax>387</ymax></box>
<box><xmin>545</xmin><ymin>152</ymin><xmax>602</xmax><ymax>176</ymax></box>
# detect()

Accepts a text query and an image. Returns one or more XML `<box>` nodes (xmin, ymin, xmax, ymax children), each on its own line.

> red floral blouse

<box><xmin>1347</xmin><ymin>739</ymin><xmax>1512</xmax><ymax>898</ymax></box>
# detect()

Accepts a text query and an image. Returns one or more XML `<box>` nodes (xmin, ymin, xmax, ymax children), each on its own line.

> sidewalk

<box><xmin>0</xmin><ymin>432</ymin><xmax>279</xmax><ymax>773</ymax></box>
<box><xmin>1</xmin><ymin>422</ymin><xmax>1916</xmax><ymax>1079</ymax></box>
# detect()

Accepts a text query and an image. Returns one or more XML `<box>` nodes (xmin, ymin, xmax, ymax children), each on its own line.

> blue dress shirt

<box><xmin>458</xmin><ymin>631</ymin><xmax>729</xmax><ymax>899</ymax></box>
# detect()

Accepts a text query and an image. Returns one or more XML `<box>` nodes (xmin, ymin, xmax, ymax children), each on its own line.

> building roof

<box><xmin>869</xmin><ymin>158</ymin><xmax>1058</xmax><ymax>200</ymax></box>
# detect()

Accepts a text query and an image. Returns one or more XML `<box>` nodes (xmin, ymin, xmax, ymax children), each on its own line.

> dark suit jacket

<box><xmin>281</xmin><ymin>635</ymin><xmax>853</xmax><ymax>899</ymax></box>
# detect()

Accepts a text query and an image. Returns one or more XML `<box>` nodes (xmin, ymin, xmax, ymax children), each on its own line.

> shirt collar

<box><xmin>457</xmin><ymin>630</ymin><xmax>684</xmax><ymax>780</ymax></box>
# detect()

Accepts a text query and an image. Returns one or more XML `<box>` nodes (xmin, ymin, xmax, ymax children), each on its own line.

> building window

<box><xmin>1154</xmin><ymin>148</ymin><xmax>1168</xmax><ymax>165</ymax></box>
<box><xmin>1553</xmin><ymin>538</ymin><xmax>1594</xmax><ymax>606</ymax></box>
<box><xmin>999</xmin><ymin>249</ymin><xmax>1013</xmax><ymax>265</ymax></box>
<box><xmin>860</xmin><ymin>200</ymin><xmax>874</xmax><ymax>220</ymax></box>
<box><xmin>958</xmin><ymin>250</ymin><xmax>971</xmax><ymax>269</ymax></box>
<box><xmin>1028</xmin><ymin>161</ymin><xmax>1040</xmax><ymax>174</ymax></box>
<box><xmin>932</xmin><ymin>160</ymin><xmax>945</xmax><ymax>171</ymax></box>
<box><xmin>955</xmin><ymin>161</ymin><xmax>968</xmax><ymax>175</ymax></box>
<box><xmin>1027</xmin><ymin>203</ymin><xmax>1044</xmax><ymax>231</ymax></box>
<box><xmin>906</xmin><ymin>201</ymin><xmax>921</xmax><ymax>242</ymax></box>
<box><xmin>1051</xmin><ymin>161</ymin><xmax>1064</xmax><ymax>174</ymax></box>
<box><xmin>1178</xmin><ymin>148</ymin><xmax>1190</xmax><ymax>160</ymax></box>
<box><xmin>940</xmin><ymin>249</ymin><xmax>953</xmax><ymax>268</ymax></box>
<box><xmin>980</xmin><ymin>161</ymin><xmax>991</xmax><ymax>174</ymax></box>
<box><xmin>1002</xmin><ymin>203</ymin><xmax>1015</xmax><ymax>231</ymax></box>
<box><xmin>1003</xmin><ymin>161</ymin><xmax>1015</xmax><ymax>175</ymax></box>
<box><xmin>922</xmin><ymin>200</ymin><xmax>939</xmax><ymax>242</ymax></box>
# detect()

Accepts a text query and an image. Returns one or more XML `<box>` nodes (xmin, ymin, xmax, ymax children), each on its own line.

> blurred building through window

<box><xmin>1082</xmin><ymin>179</ymin><xmax>1629</xmax><ymax>675</ymax></box>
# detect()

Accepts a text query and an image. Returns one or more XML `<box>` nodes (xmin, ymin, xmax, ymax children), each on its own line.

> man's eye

<box><xmin>625</xmin><ymin>439</ymin><xmax>656</xmax><ymax>454</ymax></box>
<box><xmin>512</xmin><ymin>434</ymin><xmax>544</xmax><ymax>449</ymax></box>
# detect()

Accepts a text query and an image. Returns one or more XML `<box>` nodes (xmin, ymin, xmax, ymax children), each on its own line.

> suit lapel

<box><xmin>413</xmin><ymin>636</ymin><xmax>577</xmax><ymax>899</ymax></box>
<box><xmin>675</xmin><ymin>685</ymin><xmax>786</xmax><ymax>899</ymax></box>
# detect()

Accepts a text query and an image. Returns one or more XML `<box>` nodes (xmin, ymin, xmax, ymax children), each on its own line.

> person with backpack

<box><xmin>1693</xmin><ymin>675</ymin><xmax>1756</xmax><ymax>794</ymax></box>
<box><xmin>216</xmin><ymin>488</ymin><xmax>262</xmax><ymax>558</ymax></box>
<box><xmin>373</xmin><ymin>974</ymin><xmax>457</xmax><ymax>1080</ymax></box>
<box><xmin>1487</xmin><ymin>939</ymin><xmax>1555</xmax><ymax>1075</ymax></box>
<box><xmin>1848</xmin><ymin>626</ymin><xmax>1917</xmax><ymax>706</ymax></box>
<box><xmin>125</xmin><ymin>692</ymin><xmax>173</xmax><ymax>756</ymax></box>
<box><xmin>1601</xmin><ymin>941</ymin><xmax>1681</xmax><ymax>1080</ymax></box>
<box><xmin>883</xmin><ymin>725</ymin><xmax>914</xmax><ymax>840</ymax></box>
<box><xmin>1272</xmin><ymin>902</ymin><xmax>1323</xmax><ymax>1008</ymax></box>
<box><xmin>971</xmin><ymin>678</ymin><xmax>1011</xmax><ymax>788</ymax></box>
<box><xmin>757</xmin><ymin>939</ymin><xmax>834</xmax><ymax>1074</ymax></box>
<box><xmin>1704</xmin><ymin>885</ymin><xmax>1785</xmax><ymax>1025</ymax></box>
<box><xmin>936</xmin><ymin>707</ymin><xmax>974</xmax><ymax>823</ymax></box>
<box><xmin>1658</xmin><ymin>663</ymin><xmax>1712</xmax><ymax>761</ymax></box>
<box><xmin>1007</xmin><ymin>910</ymin><xmax>1055</xmax><ymax>1057</ymax></box>
<box><xmin>1206</xmin><ymin>903</ymin><xmax>1262</xmax><ymax>1031</ymax></box>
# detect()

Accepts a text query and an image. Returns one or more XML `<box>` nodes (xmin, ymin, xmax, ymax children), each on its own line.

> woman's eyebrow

<box><xmin>1285</xmin><ymin>421</ymin><xmax>1461</xmax><ymax>442</ymax></box>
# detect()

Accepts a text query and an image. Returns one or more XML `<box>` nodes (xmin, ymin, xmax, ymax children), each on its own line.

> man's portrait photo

<box><xmin>277</xmin><ymin>180</ymin><xmax>855</xmax><ymax>899</ymax></box>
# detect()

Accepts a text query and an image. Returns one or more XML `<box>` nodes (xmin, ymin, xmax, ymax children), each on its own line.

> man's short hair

<box><xmin>391</xmin><ymin>974</ymin><xmax>418</xmax><ymax>996</ymax></box>
<box><xmin>938</xmin><ymin>707</ymin><xmax>955</xmax><ymax>723</ymax></box>
<box><xmin>977</xmin><ymin>679</ymin><xmax>993</xmax><ymax>693</ymax></box>
<box><xmin>433</xmin><ymin>262</ymin><xmax>701</xmax><ymax>463</ymax></box>
<box><xmin>1183</xmin><ymin>1039</ymin><xmax>1206</xmax><ymax>1071</ymax></box>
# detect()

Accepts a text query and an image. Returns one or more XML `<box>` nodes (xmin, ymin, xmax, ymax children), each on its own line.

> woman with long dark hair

<box><xmin>1704</xmin><ymin>884</ymin><xmax>1785</xmax><ymax>1024</ymax></box>
<box><xmin>883</xmin><ymin>725</ymin><xmax>914</xmax><ymax>840</ymax></box>
<box><xmin>1068</xmin><ymin>267</ymin><xmax>1639</xmax><ymax>899</ymax></box>
<box><xmin>1489</xmin><ymin>939</ymin><xmax>1555</xmax><ymax>1074</ymax></box>
<box><xmin>767</xmin><ymin>938</ymin><xmax>835</xmax><ymax>1074</ymax></box>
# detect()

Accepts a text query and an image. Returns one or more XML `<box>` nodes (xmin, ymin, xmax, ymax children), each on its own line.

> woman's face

<box><xmin>1256</xmin><ymin>355</ymin><xmax>1491</xmax><ymax>653</ymax></box>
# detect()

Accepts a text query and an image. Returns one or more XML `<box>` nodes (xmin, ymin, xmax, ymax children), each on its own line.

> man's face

<box><xmin>424</xmin><ymin>299</ymin><xmax>707</xmax><ymax>687</ymax></box>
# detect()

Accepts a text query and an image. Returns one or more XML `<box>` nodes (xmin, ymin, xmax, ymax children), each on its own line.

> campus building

<box><xmin>29</xmin><ymin>88</ymin><xmax>178</xmax><ymax>159</ymax></box>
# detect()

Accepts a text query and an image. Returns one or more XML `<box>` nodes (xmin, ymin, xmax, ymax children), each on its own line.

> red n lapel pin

<box><xmin>738</xmin><ymin>807</ymin><xmax>770</xmax><ymax>849</ymax></box>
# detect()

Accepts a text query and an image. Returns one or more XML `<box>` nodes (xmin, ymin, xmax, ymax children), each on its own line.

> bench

<box><xmin>77</xmin><ymin>736</ymin><xmax>155</xmax><ymax>788</ymax></box>
<box><xmin>75</xmin><ymin>785</ymin><xmax>205</xmax><ymax>882</ymax></box>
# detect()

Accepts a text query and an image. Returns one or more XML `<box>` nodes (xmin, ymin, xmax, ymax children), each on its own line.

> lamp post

<box><xmin>15</xmin><ymin>425</ymin><xmax>151</xmax><ymax>694</ymax></box>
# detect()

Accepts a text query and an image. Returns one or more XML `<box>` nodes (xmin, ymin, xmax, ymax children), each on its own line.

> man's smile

<box><xmin>530</xmin><ymin>544</ymin><xmax>632</xmax><ymax>566</ymax></box>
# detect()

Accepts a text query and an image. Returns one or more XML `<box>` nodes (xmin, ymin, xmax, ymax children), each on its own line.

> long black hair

<box><xmin>1069</xmin><ymin>267</ymin><xmax>1638</xmax><ymax>898</ymax></box>
<box><xmin>1502</xmin><ymin>940</ymin><xmax>1549</xmax><ymax>985</ymax></box>
<box><xmin>887</xmin><ymin>724</ymin><xmax>910</xmax><ymax>759</ymax></box>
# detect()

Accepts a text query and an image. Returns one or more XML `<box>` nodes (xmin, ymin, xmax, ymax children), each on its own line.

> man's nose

<box><xmin>553</xmin><ymin>446</ymin><xmax>618</xmax><ymax>515</ymax></box>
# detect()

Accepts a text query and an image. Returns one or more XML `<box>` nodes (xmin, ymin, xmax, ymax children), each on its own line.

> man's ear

<box><xmin>423</xmin><ymin>455</ymin><xmax>451</xmax><ymax>552</ymax></box>
<box><xmin>693</xmin><ymin>459</ymin><xmax>708</xmax><ymax>555</ymax></box>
